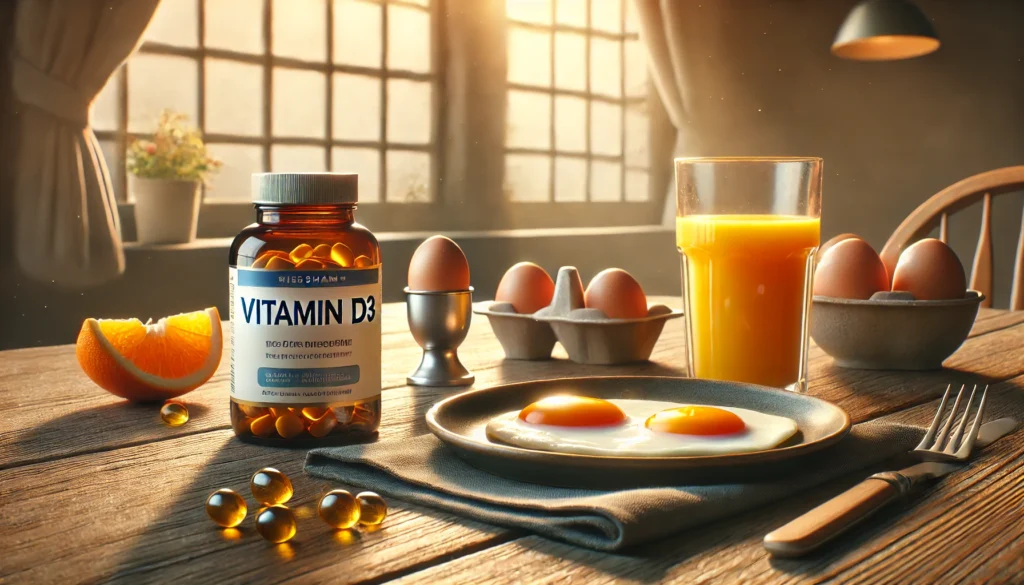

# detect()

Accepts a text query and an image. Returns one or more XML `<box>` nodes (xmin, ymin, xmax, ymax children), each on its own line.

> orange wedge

<box><xmin>76</xmin><ymin>307</ymin><xmax>223</xmax><ymax>402</ymax></box>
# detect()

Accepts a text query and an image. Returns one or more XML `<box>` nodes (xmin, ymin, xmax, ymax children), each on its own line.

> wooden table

<box><xmin>3</xmin><ymin>298</ymin><xmax>1024</xmax><ymax>584</ymax></box>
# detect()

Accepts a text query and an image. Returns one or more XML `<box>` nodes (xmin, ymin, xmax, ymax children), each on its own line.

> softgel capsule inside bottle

<box><xmin>229</xmin><ymin>173</ymin><xmax>382</xmax><ymax>446</ymax></box>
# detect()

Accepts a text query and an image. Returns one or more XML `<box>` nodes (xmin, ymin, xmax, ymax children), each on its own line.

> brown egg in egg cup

<box><xmin>405</xmin><ymin>236</ymin><xmax>475</xmax><ymax>387</ymax></box>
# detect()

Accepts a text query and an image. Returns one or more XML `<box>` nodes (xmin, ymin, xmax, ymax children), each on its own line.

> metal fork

<box><xmin>764</xmin><ymin>383</ymin><xmax>1008</xmax><ymax>557</ymax></box>
<box><xmin>913</xmin><ymin>383</ymin><xmax>990</xmax><ymax>462</ymax></box>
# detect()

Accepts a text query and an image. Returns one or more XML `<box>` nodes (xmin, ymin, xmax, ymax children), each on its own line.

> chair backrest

<box><xmin>879</xmin><ymin>166</ymin><xmax>1024</xmax><ymax>310</ymax></box>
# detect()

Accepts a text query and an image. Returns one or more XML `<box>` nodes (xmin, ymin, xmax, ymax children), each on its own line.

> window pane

<box><xmin>206</xmin><ymin>0</ymin><xmax>265</xmax><ymax>54</ymax></box>
<box><xmin>332</xmin><ymin>147</ymin><xmax>380</xmax><ymax>202</ymax></box>
<box><xmin>590</xmin><ymin>37</ymin><xmax>622</xmax><ymax>97</ymax></box>
<box><xmin>273</xmin><ymin>68</ymin><xmax>327</xmax><ymax>138</ymax></box>
<box><xmin>333</xmin><ymin>73</ymin><xmax>381</xmax><ymax>141</ymax></box>
<box><xmin>127</xmin><ymin>54</ymin><xmax>198</xmax><ymax>133</ymax></box>
<box><xmin>333</xmin><ymin>0</ymin><xmax>382</xmax><ymax>68</ymax></box>
<box><xmin>272</xmin><ymin>145</ymin><xmax>327</xmax><ymax>171</ymax></box>
<box><xmin>590</xmin><ymin>0</ymin><xmax>621</xmax><ymax>33</ymax></box>
<box><xmin>590</xmin><ymin>101</ymin><xmax>622</xmax><ymax>156</ymax></box>
<box><xmin>508</xmin><ymin>27</ymin><xmax>551</xmax><ymax>87</ymax></box>
<box><xmin>144</xmin><ymin>0</ymin><xmax>198</xmax><ymax>47</ymax></box>
<box><xmin>624</xmin><ymin>39</ymin><xmax>647</xmax><ymax>98</ymax></box>
<box><xmin>624</xmin><ymin>107</ymin><xmax>648</xmax><ymax>167</ymax></box>
<box><xmin>555</xmin><ymin>0</ymin><xmax>585</xmax><ymax>27</ymax></box>
<box><xmin>505</xmin><ymin>154</ymin><xmax>550</xmax><ymax>202</ymax></box>
<box><xmin>387</xmin><ymin>79</ymin><xmax>432</xmax><ymax>144</ymax></box>
<box><xmin>98</xmin><ymin>140</ymin><xmax>123</xmax><ymax>201</ymax></box>
<box><xmin>553</xmin><ymin>32</ymin><xmax>585</xmax><ymax>91</ymax></box>
<box><xmin>205</xmin><ymin>58</ymin><xmax>264</xmax><ymax>136</ymax></box>
<box><xmin>386</xmin><ymin>150</ymin><xmax>431</xmax><ymax>202</ymax></box>
<box><xmin>554</xmin><ymin>157</ymin><xmax>586</xmax><ymax>202</ymax></box>
<box><xmin>590</xmin><ymin>161</ymin><xmax>621</xmax><ymax>201</ymax></box>
<box><xmin>387</xmin><ymin>4</ymin><xmax>431</xmax><ymax>73</ymax></box>
<box><xmin>506</xmin><ymin>90</ymin><xmax>550</xmax><ymax>149</ymax></box>
<box><xmin>506</xmin><ymin>0</ymin><xmax>551</xmax><ymax>25</ymax></box>
<box><xmin>554</xmin><ymin>95</ymin><xmax>585</xmax><ymax>152</ymax></box>
<box><xmin>625</xmin><ymin>170</ymin><xmax>649</xmax><ymax>202</ymax></box>
<box><xmin>625</xmin><ymin>0</ymin><xmax>640</xmax><ymax>33</ymax></box>
<box><xmin>273</xmin><ymin>0</ymin><xmax>327</xmax><ymax>61</ymax></box>
<box><xmin>91</xmin><ymin>69</ymin><xmax>120</xmax><ymax>132</ymax></box>
<box><xmin>206</xmin><ymin>143</ymin><xmax>264</xmax><ymax>200</ymax></box>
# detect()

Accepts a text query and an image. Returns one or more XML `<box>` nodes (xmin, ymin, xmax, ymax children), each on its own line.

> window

<box><xmin>91</xmin><ymin>0</ymin><xmax>669</xmax><ymax>234</ymax></box>
<box><xmin>92</xmin><ymin>0</ymin><xmax>437</xmax><ymax>204</ymax></box>
<box><xmin>503</xmin><ymin>0</ymin><xmax>650</xmax><ymax>203</ymax></box>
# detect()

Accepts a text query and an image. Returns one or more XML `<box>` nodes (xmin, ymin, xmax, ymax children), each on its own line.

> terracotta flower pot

<box><xmin>130</xmin><ymin>176</ymin><xmax>201</xmax><ymax>244</ymax></box>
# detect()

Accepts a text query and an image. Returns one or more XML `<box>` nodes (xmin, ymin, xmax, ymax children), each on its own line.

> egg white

<box><xmin>484</xmin><ymin>399</ymin><xmax>798</xmax><ymax>457</ymax></box>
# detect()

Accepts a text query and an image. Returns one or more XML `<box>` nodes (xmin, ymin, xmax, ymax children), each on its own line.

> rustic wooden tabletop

<box><xmin>3</xmin><ymin>297</ymin><xmax>1024</xmax><ymax>584</ymax></box>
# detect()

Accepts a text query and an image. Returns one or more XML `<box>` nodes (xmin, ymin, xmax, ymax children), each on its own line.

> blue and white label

<box><xmin>237</xmin><ymin>269</ymin><xmax>380</xmax><ymax>288</ymax></box>
<box><xmin>230</xmin><ymin>266</ymin><xmax>382</xmax><ymax>405</ymax></box>
<box><xmin>258</xmin><ymin>366</ymin><xmax>360</xmax><ymax>387</ymax></box>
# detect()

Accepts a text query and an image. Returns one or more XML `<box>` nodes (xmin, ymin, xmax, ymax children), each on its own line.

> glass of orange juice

<box><xmin>675</xmin><ymin>157</ymin><xmax>822</xmax><ymax>392</ymax></box>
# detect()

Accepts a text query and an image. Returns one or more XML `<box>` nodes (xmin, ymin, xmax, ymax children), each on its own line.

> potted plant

<box><xmin>127</xmin><ymin>110</ymin><xmax>221</xmax><ymax>245</ymax></box>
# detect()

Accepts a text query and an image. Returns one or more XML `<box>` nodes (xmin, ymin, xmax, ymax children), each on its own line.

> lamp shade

<box><xmin>832</xmin><ymin>0</ymin><xmax>939</xmax><ymax>61</ymax></box>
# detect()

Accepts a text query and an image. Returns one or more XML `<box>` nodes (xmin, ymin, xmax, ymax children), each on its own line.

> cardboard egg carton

<box><xmin>474</xmin><ymin>266</ymin><xmax>682</xmax><ymax>365</ymax></box>
<box><xmin>471</xmin><ymin>302</ymin><xmax>558</xmax><ymax>360</ymax></box>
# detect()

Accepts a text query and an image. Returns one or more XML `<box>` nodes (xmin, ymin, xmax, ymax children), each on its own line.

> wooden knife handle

<box><xmin>763</xmin><ymin>473</ymin><xmax>910</xmax><ymax>558</ymax></box>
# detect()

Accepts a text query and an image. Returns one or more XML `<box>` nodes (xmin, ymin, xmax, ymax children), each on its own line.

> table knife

<box><xmin>763</xmin><ymin>417</ymin><xmax>1018</xmax><ymax>558</ymax></box>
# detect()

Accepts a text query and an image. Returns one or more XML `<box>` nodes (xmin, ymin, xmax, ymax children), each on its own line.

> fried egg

<box><xmin>485</xmin><ymin>396</ymin><xmax>798</xmax><ymax>457</ymax></box>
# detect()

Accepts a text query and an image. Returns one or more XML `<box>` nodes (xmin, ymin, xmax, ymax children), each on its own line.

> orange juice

<box><xmin>676</xmin><ymin>215</ymin><xmax>820</xmax><ymax>388</ymax></box>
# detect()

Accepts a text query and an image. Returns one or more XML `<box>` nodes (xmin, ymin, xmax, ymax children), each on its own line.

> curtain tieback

<box><xmin>11</xmin><ymin>55</ymin><xmax>92</xmax><ymax>128</ymax></box>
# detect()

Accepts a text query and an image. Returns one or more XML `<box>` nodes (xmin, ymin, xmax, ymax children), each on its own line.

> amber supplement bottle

<box><xmin>229</xmin><ymin>173</ymin><xmax>382</xmax><ymax>446</ymax></box>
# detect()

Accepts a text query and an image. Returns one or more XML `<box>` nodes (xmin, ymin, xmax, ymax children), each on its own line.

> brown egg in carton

<box><xmin>475</xmin><ymin>266</ymin><xmax>682</xmax><ymax>365</ymax></box>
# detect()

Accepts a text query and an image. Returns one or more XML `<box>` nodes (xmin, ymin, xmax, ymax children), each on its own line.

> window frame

<box><xmin>466</xmin><ymin>0</ymin><xmax>672</xmax><ymax>229</ymax></box>
<box><xmin>503</xmin><ymin>5</ymin><xmax>652</xmax><ymax>204</ymax></box>
<box><xmin>101</xmin><ymin>0</ymin><xmax>672</xmax><ymax>239</ymax></box>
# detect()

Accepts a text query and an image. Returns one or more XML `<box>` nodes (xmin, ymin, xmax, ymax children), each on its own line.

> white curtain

<box><xmin>631</xmin><ymin>0</ymin><xmax>700</xmax><ymax>224</ymax></box>
<box><xmin>11</xmin><ymin>0</ymin><xmax>160</xmax><ymax>287</ymax></box>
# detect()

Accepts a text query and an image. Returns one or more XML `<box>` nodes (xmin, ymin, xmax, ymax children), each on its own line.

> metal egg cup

<box><xmin>405</xmin><ymin>287</ymin><xmax>475</xmax><ymax>387</ymax></box>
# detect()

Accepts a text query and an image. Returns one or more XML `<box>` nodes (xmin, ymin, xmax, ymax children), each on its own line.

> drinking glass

<box><xmin>675</xmin><ymin>157</ymin><xmax>823</xmax><ymax>392</ymax></box>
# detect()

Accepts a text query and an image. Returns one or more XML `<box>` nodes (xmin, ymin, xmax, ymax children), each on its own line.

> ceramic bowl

<box><xmin>810</xmin><ymin>290</ymin><xmax>984</xmax><ymax>370</ymax></box>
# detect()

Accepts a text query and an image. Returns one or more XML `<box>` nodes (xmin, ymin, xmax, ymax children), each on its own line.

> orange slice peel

<box><xmin>76</xmin><ymin>307</ymin><xmax>223</xmax><ymax>402</ymax></box>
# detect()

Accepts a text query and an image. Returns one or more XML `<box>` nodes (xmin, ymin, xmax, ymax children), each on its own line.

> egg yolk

<box><xmin>518</xmin><ymin>396</ymin><xmax>627</xmax><ymax>427</ymax></box>
<box><xmin>645</xmin><ymin>406</ymin><xmax>746</xmax><ymax>436</ymax></box>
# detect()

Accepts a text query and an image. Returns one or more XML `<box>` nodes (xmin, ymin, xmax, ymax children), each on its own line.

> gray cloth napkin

<box><xmin>304</xmin><ymin>420</ymin><xmax>921</xmax><ymax>551</ymax></box>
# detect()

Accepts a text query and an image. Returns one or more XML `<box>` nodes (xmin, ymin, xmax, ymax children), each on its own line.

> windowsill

<box><xmin>124</xmin><ymin>238</ymin><xmax>234</xmax><ymax>251</ymax></box>
<box><xmin>118</xmin><ymin>195</ymin><xmax>669</xmax><ymax>240</ymax></box>
<box><xmin>123</xmin><ymin>224</ymin><xmax>674</xmax><ymax>251</ymax></box>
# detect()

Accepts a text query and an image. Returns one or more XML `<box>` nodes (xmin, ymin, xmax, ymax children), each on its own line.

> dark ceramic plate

<box><xmin>425</xmin><ymin>376</ymin><xmax>851</xmax><ymax>488</ymax></box>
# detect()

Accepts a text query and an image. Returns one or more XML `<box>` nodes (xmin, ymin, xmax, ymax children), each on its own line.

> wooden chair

<box><xmin>879</xmin><ymin>166</ymin><xmax>1024</xmax><ymax>310</ymax></box>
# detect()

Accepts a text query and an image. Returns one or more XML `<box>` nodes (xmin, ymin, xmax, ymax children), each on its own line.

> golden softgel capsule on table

<box><xmin>229</xmin><ymin>173</ymin><xmax>382</xmax><ymax>446</ymax></box>
<box><xmin>318</xmin><ymin>489</ymin><xmax>360</xmax><ymax>529</ymax></box>
<box><xmin>205</xmin><ymin>488</ymin><xmax>247</xmax><ymax>528</ymax></box>
<box><xmin>160</xmin><ymin>401</ymin><xmax>189</xmax><ymax>426</ymax></box>
<box><xmin>254</xmin><ymin>505</ymin><xmax>297</xmax><ymax>543</ymax></box>
<box><xmin>250</xmin><ymin>468</ymin><xmax>293</xmax><ymax>505</ymax></box>
<box><xmin>356</xmin><ymin>491</ymin><xmax>388</xmax><ymax>526</ymax></box>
